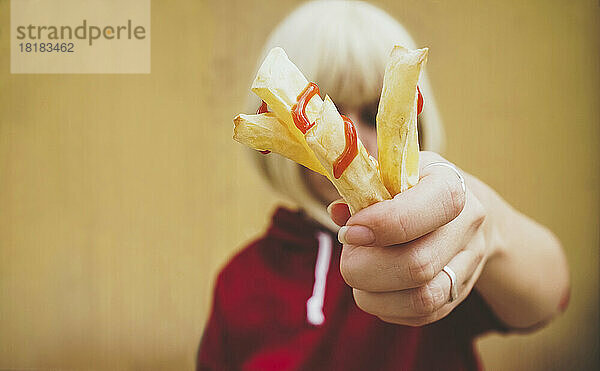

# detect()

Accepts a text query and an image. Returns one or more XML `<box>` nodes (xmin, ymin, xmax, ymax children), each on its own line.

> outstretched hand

<box><xmin>328</xmin><ymin>151</ymin><xmax>496</xmax><ymax>326</ymax></box>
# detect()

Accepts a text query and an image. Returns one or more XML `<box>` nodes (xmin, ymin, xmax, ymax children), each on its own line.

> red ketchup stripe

<box><xmin>417</xmin><ymin>86</ymin><xmax>424</xmax><ymax>115</ymax></box>
<box><xmin>257</xmin><ymin>100</ymin><xmax>269</xmax><ymax>114</ymax></box>
<box><xmin>332</xmin><ymin>115</ymin><xmax>358</xmax><ymax>179</ymax></box>
<box><xmin>291</xmin><ymin>82</ymin><xmax>320</xmax><ymax>134</ymax></box>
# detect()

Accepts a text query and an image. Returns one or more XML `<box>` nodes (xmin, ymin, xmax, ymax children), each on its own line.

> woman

<box><xmin>198</xmin><ymin>1</ymin><xmax>569</xmax><ymax>370</ymax></box>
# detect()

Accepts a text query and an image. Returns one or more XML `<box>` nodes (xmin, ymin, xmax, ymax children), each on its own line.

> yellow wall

<box><xmin>1</xmin><ymin>0</ymin><xmax>598</xmax><ymax>369</ymax></box>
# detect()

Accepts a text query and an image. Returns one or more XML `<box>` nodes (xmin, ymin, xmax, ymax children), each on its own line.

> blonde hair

<box><xmin>246</xmin><ymin>0</ymin><xmax>445</xmax><ymax>229</ymax></box>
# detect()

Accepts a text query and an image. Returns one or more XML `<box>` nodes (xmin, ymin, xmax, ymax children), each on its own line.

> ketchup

<box><xmin>332</xmin><ymin>115</ymin><xmax>358</xmax><ymax>179</ymax></box>
<box><xmin>417</xmin><ymin>86</ymin><xmax>423</xmax><ymax>115</ymax></box>
<box><xmin>257</xmin><ymin>100</ymin><xmax>269</xmax><ymax>114</ymax></box>
<box><xmin>256</xmin><ymin>101</ymin><xmax>271</xmax><ymax>154</ymax></box>
<box><xmin>291</xmin><ymin>82</ymin><xmax>320</xmax><ymax>134</ymax></box>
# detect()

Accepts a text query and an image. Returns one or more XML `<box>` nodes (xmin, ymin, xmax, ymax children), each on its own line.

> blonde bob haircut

<box><xmin>246</xmin><ymin>0</ymin><xmax>445</xmax><ymax>230</ymax></box>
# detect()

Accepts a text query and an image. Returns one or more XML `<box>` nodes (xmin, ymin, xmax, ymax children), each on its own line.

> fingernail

<box><xmin>328</xmin><ymin>203</ymin><xmax>350</xmax><ymax>218</ymax></box>
<box><xmin>338</xmin><ymin>225</ymin><xmax>375</xmax><ymax>246</ymax></box>
<box><xmin>327</xmin><ymin>200</ymin><xmax>345</xmax><ymax>216</ymax></box>
<box><xmin>326</xmin><ymin>202</ymin><xmax>336</xmax><ymax>216</ymax></box>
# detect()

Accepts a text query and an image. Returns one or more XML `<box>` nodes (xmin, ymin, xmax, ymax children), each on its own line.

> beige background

<box><xmin>1</xmin><ymin>0</ymin><xmax>598</xmax><ymax>370</ymax></box>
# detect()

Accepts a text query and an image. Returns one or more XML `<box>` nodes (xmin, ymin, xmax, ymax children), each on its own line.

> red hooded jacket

<box><xmin>198</xmin><ymin>207</ymin><xmax>506</xmax><ymax>370</ymax></box>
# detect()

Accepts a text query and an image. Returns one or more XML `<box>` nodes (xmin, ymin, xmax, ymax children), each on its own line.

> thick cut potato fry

<box><xmin>233</xmin><ymin>113</ymin><xmax>327</xmax><ymax>176</ymax></box>
<box><xmin>306</xmin><ymin>96</ymin><xmax>391</xmax><ymax>214</ymax></box>
<box><xmin>251</xmin><ymin>47</ymin><xmax>329</xmax><ymax>177</ymax></box>
<box><xmin>233</xmin><ymin>45</ymin><xmax>429</xmax><ymax>213</ymax></box>
<box><xmin>376</xmin><ymin>46</ymin><xmax>428</xmax><ymax>195</ymax></box>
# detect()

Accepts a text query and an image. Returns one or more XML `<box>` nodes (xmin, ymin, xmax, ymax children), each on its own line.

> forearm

<box><xmin>467</xmin><ymin>174</ymin><xmax>570</xmax><ymax>329</ymax></box>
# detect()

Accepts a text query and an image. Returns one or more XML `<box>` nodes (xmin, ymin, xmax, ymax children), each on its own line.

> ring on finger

<box><xmin>442</xmin><ymin>265</ymin><xmax>459</xmax><ymax>303</ymax></box>
<box><xmin>423</xmin><ymin>161</ymin><xmax>466</xmax><ymax>194</ymax></box>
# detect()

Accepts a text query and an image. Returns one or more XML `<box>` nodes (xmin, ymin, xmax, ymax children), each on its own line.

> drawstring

<box><xmin>306</xmin><ymin>231</ymin><xmax>332</xmax><ymax>326</ymax></box>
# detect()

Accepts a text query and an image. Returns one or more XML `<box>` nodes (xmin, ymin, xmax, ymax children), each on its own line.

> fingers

<box><xmin>352</xmin><ymin>248</ymin><xmax>483</xmax><ymax>321</ymax></box>
<box><xmin>331</xmin><ymin>151</ymin><xmax>488</xmax><ymax>326</ymax></box>
<box><xmin>341</xmin><ymin>153</ymin><xmax>466</xmax><ymax>247</ymax></box>
<box><xmin>340</xmin><ymin>192</ymin><xmax>484</xmax><ymax>292</ymax></box>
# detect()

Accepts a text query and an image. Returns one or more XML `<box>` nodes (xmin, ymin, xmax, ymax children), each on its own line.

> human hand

<box><xmin>328</xmin><ymin>151</ymin><xmax>496</xmax><ymax>326</ymax></box>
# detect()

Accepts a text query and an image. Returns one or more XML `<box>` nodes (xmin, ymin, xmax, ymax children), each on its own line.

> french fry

<box><xmin>250</xmin><ymin>47</ymin><xmax>390</xmax><ymax>213</ymax></box>
<box><xmin>250</xmin><ymin>47</ymin><xmax>328</xmax><ymax>177</ymax></box>
<box><xmin>234</xmin><ymin>45</ymin><xmax>429</xmax><ymax>213</ymax></box>
<box><xmin>306</xmin><ymin>96</ymin><xmax>391</xmax><ymax>214</ymax></box>
<box><xmin>376</xmin><ymin>46</ymin><xmax>428</xmax><ymax>195</ymax></box>
<box><xmin>233</xmin><ymin>113</ymin><xmax>327</xmax><ymax>176</ymax></box>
